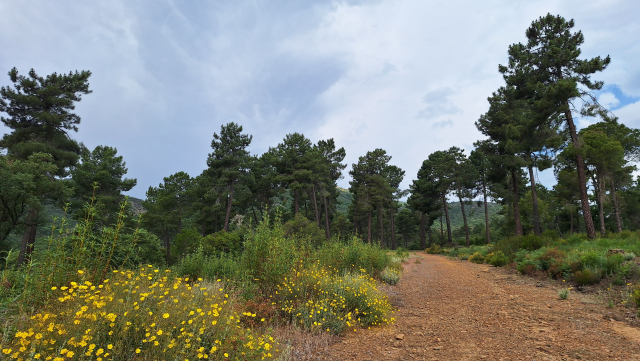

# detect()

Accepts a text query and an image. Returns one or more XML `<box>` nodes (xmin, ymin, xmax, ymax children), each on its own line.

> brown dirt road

<box><xmin>327</xmin><ymin>253</ymin><xmax>640</xmax><ymax>361</ymax></box>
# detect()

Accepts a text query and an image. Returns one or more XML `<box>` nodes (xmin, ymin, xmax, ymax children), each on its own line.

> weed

<box><xmin>558</xmin><ymin>287</ymin><xmax>571</xmax><ymax>300</ymax></box>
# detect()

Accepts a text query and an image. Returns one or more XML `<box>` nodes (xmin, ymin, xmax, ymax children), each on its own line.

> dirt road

<box><xmin>328</xmin><ymin>253</ymin><xmax>640</xmax><ymax>360</ymax></box>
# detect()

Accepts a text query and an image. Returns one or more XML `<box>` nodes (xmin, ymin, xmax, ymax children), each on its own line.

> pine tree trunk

<box><xmin>312</xmin><ymin>186</ymin><xmax>321</xmax><ymax>227</ymax></box>
<box><xmin>18</xmin><ymin>208</ymin><xmax>39</xmax><ymax>265</ymax></box>
<box><xmin>459</xmin><ymin>195</ymin><xmax>470</xmax><ymax>247</ymax></box>
<box><xmin>390</xmin><ymin>205</ymin><xmax>396</xmax><ymax>250</ymax></box>
<box><xmin>576</xmin><ymin>209</ymin><xmax>581</xmax><ymax>234</ymax></box>
<box><xmin>251</xmin><ymin>206</ymin><xmax>259</xmax><ymax>224</ymax></box>
<box><xmin>512</xmin><ymin>169</ymin><xmax>523</xmax><ymax>236</ymax></box>
<box><xmin>443</xmin><ymin>195</ymin><xmax>452</xmax><ymax>244</ymax></box>
<box><xmin>565</xmin><ymin>106</ymin><xmax>597</xmax><ymax>239</ymax></box>
<box><xmin>528</xmin><ymin>163</ymin><xmax>541</xmax><ymax>236</ymax></box>
<box><xmin>368</xmin><ymin>209</ymin><xmax>372</xmax><ymax>244</ymax></box>
<box><xmin>611</xmin><ymin>181</ymin><xmax>623</xmax><ymax>233</ymax></box>
<box><xmin>440</xmin><ymin>212</ymin><xmax>444</xmax><ymax>246</ymax></box>
<box><xmin>420</xmin><ymin>212</ymin><xmax>426</xmax><ymax>249</ymax></box>
<box><xmin>164</xmin><ymin>231</ymin><xmax>171</xmax><ymax>265</ymax></box>
<box><xmin>224</xmin><ymin>184</ymin><xmax>235</xmax><ymax>232</ymax></box>
<box><xmin>483</xmin><ymin>178</ymin><xmax>490</xmax><ymax>244</ymax></box>
<box><xmin>570</xmin><ymin>209</ymin><xmax>573</xmax><ymax>235</ymax></box>
<box><xmin>379</xmin><ymin>205</ymin><xmax>384</xmax><ymax>247</ymax></box>
<box><xmin>597</xmin><ymin>173</ymin><xmax>606</xmax><ymax>236</ymax></box>
<box><xmin>323</xmin><ymin>195</ymin><xmax>331</xmax><ymax>240</ymax></box>
<box><xmin>428</xmin><ymin>225</ymin><xmax>432</xmax><ymax>248</ymax></box>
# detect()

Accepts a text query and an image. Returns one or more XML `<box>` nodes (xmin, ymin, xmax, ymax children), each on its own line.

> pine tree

<box><xmin>0</xmin><ymin>67</ymin><xmax>91</xmax><ymax>264</ymax></box>
<box><xmin>499</xmin><ymin>14</ymin><xmax>610</xmax><ymax>239</ymax></box>
<box><xmin>207</xmin><ymin>123</ymin><xmax>252</xmax><ymax>231</ymax></box>
<box><xmin>71</xmin><ymin>145</ymin><xmax>137</xmax><ymax>224</ymax></box>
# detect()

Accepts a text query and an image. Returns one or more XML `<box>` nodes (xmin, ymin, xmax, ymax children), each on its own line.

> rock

<box><xmin>396</xmin><ymin>334</ymin><xmax>405</xmax><ymax>340</ymax></box>
<box><xmin>433</xmin><ymin>346</ymin><xmax>442</xmax><ymax>350</ymax></box>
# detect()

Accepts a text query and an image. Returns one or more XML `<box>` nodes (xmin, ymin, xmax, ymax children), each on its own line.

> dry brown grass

<box><xmin>273</xmin><ymin>325</ymin><xmax>337</xmax><ymax>361</ymax></box>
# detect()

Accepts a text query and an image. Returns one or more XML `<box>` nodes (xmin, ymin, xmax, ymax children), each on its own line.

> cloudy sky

<box><xmin>1</xmin><ymin>0</ymin><xmax>639</xmax><ymax>199</ymax></box>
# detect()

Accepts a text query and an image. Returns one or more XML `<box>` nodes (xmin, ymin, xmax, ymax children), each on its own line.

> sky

<box><xmin>1</xmin><ymin>0</ymin><xmax>639</xmax><ymax>199</ymax></box>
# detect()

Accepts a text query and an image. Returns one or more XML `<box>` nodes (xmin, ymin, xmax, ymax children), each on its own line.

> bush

<box><xmin>574</xmin><ymin>268</ymin><xmax>602</xmax><ymax>286</ymax></box>
<box><xmin>457</xmin><ymin>253</ymin><xmax>470</xmax><ymax>260</ymax></box>
<box><xmin>172</xmin><ymin>228</ymin><xmax>202</xmax><ymax>259</ymax></box>
<box><xmin>380</xmin><ymin>267</ymin><xmax>400</xmax><ymax>285</ymax></box>
<box><xmin>520</xmin><ymin>234</ymin><xmax>545</xmax><ymax>251</ymax></box>
<box><xmin>468</xmin><ymin>252</ymin><xmax>485</xmax><ymax>264</ymax></box>
<box><xmin>492</xmin><ymin>236</ymin><xmax>523</xmax><ymax>257</ymax></box>
<box><xmin>558</xmin><ymin>287</ymin><xmax>571</xmax><ymax>300</ymax></box>
<box><xmin>273</xmin><ymin>267</ymin><xmax>394</xmax><ymax>334</ymax></box>
<box><xmin>241</xmin><ymin>218</ymin><xmax>299</xmax><ymax>292</ymax></box>
<box><xmin>486</xmin><ymin>251</ymin><xmax>509</xmax><ymax>267</ymax></box>
<box><xmin>283</xmin><ymin>213</ymin><xmax>326</xmax><ymax>248</ymax></box>
<box><xmin>174</xmin><ymin>247</ymin><xmax>242</xmax><ymax>281</ymax></box>
<box><xmin>200</xmin><ymin>230</ymin><xmax>242</xmax><ymax>256</ymax></box>
<box><xmin>0</xmin><ymin>267</ymin><xmax>277</xmax><ymax>360</ymax></box>
<box><xmin>316</xmin><ymin>238</ymin><xmax>392</xmax><ymax>277</ymax></box>
<box><xmin>426</xmin><ymin>244</ymin><xmax>442</xmax><ymax>254</ymax></box>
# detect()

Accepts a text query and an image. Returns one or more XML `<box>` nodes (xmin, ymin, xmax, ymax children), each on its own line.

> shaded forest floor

<box><xmin>284</xmin><ymin>253</ymin><xmax>640</xmax><ymax>360</ymax></box>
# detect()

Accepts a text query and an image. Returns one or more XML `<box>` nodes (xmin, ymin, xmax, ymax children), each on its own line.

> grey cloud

<box><xmin>417</xmin><ymin>87</ymin><xmax>463</xmax><ymax>119</ymax></box>
<box><xmin>431</xmin><ymin>119</ymin><xmax>454</xmax><ymax>129</ymax></box>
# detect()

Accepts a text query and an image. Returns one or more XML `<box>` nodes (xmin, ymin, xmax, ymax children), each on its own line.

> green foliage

<box><xmin>0</xmin><ymin>153</ymin><xmax>68</xmax><ymax>246</ymax></box>
<box><xmin>574</xmin><ymin>268</ymin><xmax>602</xmax><ymax>286</ymax></box>
<box><xmin>315</xmin><ymin>237</ymin><xmax>392</xmax><ymax>277</ymax></box>
<box><xmin>486</xmin><ymin>251</ymin><xmax>509</xmax><ymax>267</ymax></box>
<box><xmin>200</xmin><ymin>230</ymin><xmax>242</xmax><ymax>256</ymax></box>
<box><xmin>71</xmin><ymin>145</ymin><xmax>137</xmax><ymax>223</ymax></box>
<box><xmin>520</xmin><ymin>234</ymin><xmax>545</xmax><ymax>251</ymax></box>
<box><xmin>172</xmin><ymin>228</ymin><xmax>202</xmax><ymax>259</ymax></box>
<box><xmin>426</xmin><ymin>244</ymin><xmax>442</xmax><ymax>254</ymax></box>
<box><xmin>0</xmin><ymin>67</ymin><xmax>91</xmax><ymax>175</ymax></box>
<box><xmin>468</xmin><ymin>252</ymin><xmax>485</xmax><ymax>264</ymax></box>
<box><xmin>174</xmin><ymin>247</ymin><xmax>242</xmax><ymax>281</ymax></box>
<box><xmin>241</xmin><ymin>218</ymin><xmax>298</xmax><ymax>292</ymax></box>
<box><xmin>283</xmin><ymin>213</ymin><xmax>325</xmax><ymax>248</ymax></box>
<box><xmin>380</xmin><ymin>267</ymin><xmax>401</xmax><ymax>285</ymax></box>
<box><xmin>0</xmin><ymin>199</ymin><xmax>147</xmax><ymax>308</ymax></box>
<box><xmin>558</xmin><ymin>287</ymin><xmax>570</xmax><ymax>300</ymax></box>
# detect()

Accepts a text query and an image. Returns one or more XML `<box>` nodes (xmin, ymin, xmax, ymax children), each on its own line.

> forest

<box><xmin>1</xmin><ymin>13</ymin><xmax>640</xmax><ymax>361</ymax></box>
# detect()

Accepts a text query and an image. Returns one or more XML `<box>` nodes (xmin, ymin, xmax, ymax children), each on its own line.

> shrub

<box><xmin>283</xmin><ymin>213</ymin><xmax>325</xmax><ymax>248</ymax></box>
<box><xmin>625</xmin><ymin>252</ymin><xmax>636</xmax><ymax>261</ymax></box>
<box><xmin>520</xmin><ymin>235</ymin><xmax>545</xmax><ymax>251</ymax></box>
<box><xmin>468</xmin><ymin>252</ymin><xmax>485</xmax><ymax>264</ymax></box>
<box><xmin>380</xmin><ymin>267</ymin><xmax>401</xmax><ymax>285</ymax></box>
<box><xmin>457</xmin><ymin>253</ymin><xmax>470</xmax><ymax>260</ymax></box>
<box><xmin>0</xmin><ymin>267</ymin><xmax>277</xmax><ymax>360</ymax></box>
<box><xmin>241</xmin><ymin>218</ymin><xmax>298</xmax><ymax>292</ymax></box>
<box><xmin>200</xmin><ymin>230</ymin><xmax>242</xmax><ymax>256</ymax></box>
<box><xmin>175</xmin><ymin>248</ymin><xmax>242</xmax><ymax>281</ymax></box>
<box><xmin>574</xmin><ymin>268</ymin><xmax>602</xmax><ymax>286</ymax></box>
<box><xmin>486</xmin><ymin>251</ymin><xmax>509</xmax><ymax>267</ymax></box>
<box><xmin>426</xmin><ymin>244</ymin><xmax>442</xmax><ymax>254</ymax></box>
<box><xmin>517</xmin><ymin>258</ymin><xmax>538</xmax><ymax>275</ymax></box>
<box><xmin>273</xmin><ymin>267</ymin><xmax>394</xmax><ymax>334</ymax></box>
<box><xmin>315</xmin><ymin>238</ymin><xmax>392</xmax><ymax>277</ymax></box>
<box><xmin>172</xmin><ymin>228</ymin><xmax>202</xmax><ymax>259</ymax></box>
<box><xmin>558</xmin><ymin>287</ymin><xmax>571</xmax><ymax>300</ymax></box>
<box><xmin>492</xmin><ymin>236</ymin><xmax>523</xmax><ymax>257</ymax></box>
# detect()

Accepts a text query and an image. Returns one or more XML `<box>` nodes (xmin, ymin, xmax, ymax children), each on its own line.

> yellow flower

<box><xmin>77</xmin><ymin>270</ymin><xmax>84</xmax><ymax>274</ymax></box>
<box><xmin>163</xmin><ymin>313</ymin><xmax>170</xmax><ymax>318</ymax></box>
<box><xmin>135</xmin><ymin>348</ymin><xmax>141</xmax><ymax>354</ymax></box>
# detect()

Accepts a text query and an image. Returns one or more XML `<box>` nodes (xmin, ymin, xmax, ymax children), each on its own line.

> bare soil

<box><xmin>322</xmin><ymin>253</ymin><xmax>640</xmax><ymax>360</ymax></box>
